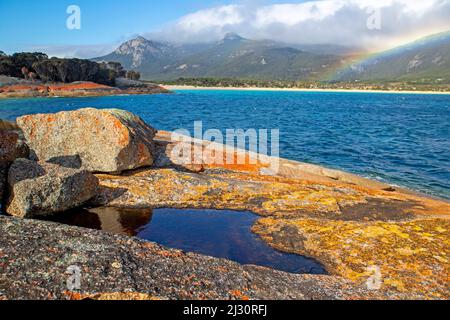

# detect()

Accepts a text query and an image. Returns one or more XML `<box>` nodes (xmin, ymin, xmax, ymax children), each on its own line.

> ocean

<box><xmin>0</xmin><ymin>89</ymin><xmax>449</xmax><ymax>200</ymax></box>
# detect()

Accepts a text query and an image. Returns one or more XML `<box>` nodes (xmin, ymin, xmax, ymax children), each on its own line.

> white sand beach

<box><xmin>162</xmin><ymin>85</ymin><xmax>450</xmax><ymax>95</ymax></box>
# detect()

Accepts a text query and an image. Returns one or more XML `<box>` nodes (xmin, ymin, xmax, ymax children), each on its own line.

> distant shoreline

<box><xmin>0</xmin><ymin>81</ymin><xmax>171</xmax><ymax>99</ymax></box>
<box><xmin>162</xmin><ymin>85</ymin><xmax>450</xmax><ymax>95</ymax></box>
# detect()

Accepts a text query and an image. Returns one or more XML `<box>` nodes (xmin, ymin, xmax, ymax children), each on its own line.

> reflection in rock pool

<box><xmin>45</xmin><ymin>207</ymin><xmax>326</xmax><ymax>274</ymax></box>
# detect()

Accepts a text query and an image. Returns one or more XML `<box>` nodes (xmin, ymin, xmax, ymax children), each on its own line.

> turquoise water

<box><xmin>0</xmin><ymin>90</ymin><xmax>449</xmax><ymax>200</ymax></box>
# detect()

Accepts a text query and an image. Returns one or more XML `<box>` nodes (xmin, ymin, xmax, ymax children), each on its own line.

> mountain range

<box><xmin>93</xmin><ymin>31</ymin><xmax>450</xmax><ymax>83</ymax></box>
<box><xmin>336</xmin><ymin>32</ymin><xmax>450</xmax><ymax>83</ymax></box>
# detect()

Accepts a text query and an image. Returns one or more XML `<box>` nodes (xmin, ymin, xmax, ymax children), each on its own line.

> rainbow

<box><xmin>320</xmin><ymin>30</ymin><xmax>450</xmax><ymax>82</ymax></box>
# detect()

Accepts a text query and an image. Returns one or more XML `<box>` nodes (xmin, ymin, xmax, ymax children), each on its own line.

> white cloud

<box><xmin>20</xmin><ymin>43</ymin><xmax>119</xmax><ymax>59</ymax></box>
<box><xmin>177</xmin><ymin>5</ymin><xmax>246</xmax><ymax>32</ymax></box>
<box><xmin>150</xmin><ymin>0</ymin><xmax>450</xmax><ymax>51</ymax></box>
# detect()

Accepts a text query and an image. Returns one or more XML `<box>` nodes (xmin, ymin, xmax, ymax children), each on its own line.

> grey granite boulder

<box><xmin>0</xmin><ymin>119</ymin><xmax>19</xmax><ymax>131</ymax></box>
<box><xmin>0</xmin><ymin>167</ymin><xmax>6</xmax><ymax>206</ymax></box>
<box><xmin>17</xmin><ymin>108</ymin><xmax>156</xmax><ymax>173</ymax></box>
<box><xmin>6</xmin><ymin>159</ymin><xmax>99</xmax><ymax>218</ymax></box>
<box><xmin>0</xmin><ymin>129</ymin><xmax>29</xmax><ymax>206</ymax></box>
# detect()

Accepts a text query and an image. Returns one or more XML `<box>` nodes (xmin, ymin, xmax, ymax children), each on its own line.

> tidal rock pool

<box><xmin>44</xmin><ymin>207</ymin><xmax>326</xmax><ymax>274</ymax></box>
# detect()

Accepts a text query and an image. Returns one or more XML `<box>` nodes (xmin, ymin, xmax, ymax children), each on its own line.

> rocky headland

<box><xmin>0</xmin><ymin>78</ymin><xmax>170</xmax><ymax>99</ymax></box>
<box><xmin>0</xmin><ymin>52</ymin><xmax>171</xmax><ymax>98</ymax></box>
<box><xmin>0</xmin><ymin>108</ymin><xmax>449</xmax><ymax>300</ymax></box>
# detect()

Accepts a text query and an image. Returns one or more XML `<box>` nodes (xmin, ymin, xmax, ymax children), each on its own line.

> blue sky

<box><xmin>1</xmin><ymin>0</ymin><xmax>449</xmax><ymax>57</ymax></box>
<box><xmin>0</xmin><ymin>0</ymin><xmax>299</xmax><ymax>53</ymax></box>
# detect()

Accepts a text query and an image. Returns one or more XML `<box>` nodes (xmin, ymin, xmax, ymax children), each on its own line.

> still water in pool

<box><xmin>45</xmin><ymin>207</ymin><xmax>326</xmax><ymax>274</ymax></box>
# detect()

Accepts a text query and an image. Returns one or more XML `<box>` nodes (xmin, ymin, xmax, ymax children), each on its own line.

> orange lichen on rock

<box><xmin>64</xmin><ymin>291</ymin><xmax>160</xmax><ymax>300</ymax></box>
<box><xmin>17</xmin><ymin>108</ymin><xmax>156</xmax><ymax>173</ymax></box>
<box><xmin>47</xmin><ymin>82</ymin><xmax>113</xmax><ymax>91</ymax></box>
<box><xmin>253</xmin><ymin>217</ymin><xmax>450</xmax><ymax>299</ymax></box>
<box><xmin>94</xmin><ymin>159</ymin><xmax>450</xmax><ymax>299</ymax></box>
<box><xmin>0</xmin><ymin>84</ymin><xmax>45</xmax><ymax>92</ymax></box>
<box><xmin>204</xmin><ymin>148</ymin><xmax>269</xmax><ymax>173</ymax></box>
<box><xmin>229</xmin><ymin>290</ymin><xmax>250</xmax><ymax>300</ymax></box>
<box><xmin>0</xmin><ymin>81</ymin><xmax>169</xmax><ymax>98</ymax></box>
<box><xmin>154</xmin><ymin>130</ymin><xmax>272</xmax><ymax>173</ymax></box>
<box><xmin>96</xmin><ymin>168</ymin><xmax>364</xmax><ymax>216</ymax></box>
<box><xmin>0</xmin><ymin>82</ymin><xmax>118</xmax><ymax>98</ymax></box>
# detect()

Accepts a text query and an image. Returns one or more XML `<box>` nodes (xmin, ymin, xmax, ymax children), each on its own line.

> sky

<box><xmin>1</xmin><ymin>0</ymin><xmax>449</xmax><ymax>58</ymax></box>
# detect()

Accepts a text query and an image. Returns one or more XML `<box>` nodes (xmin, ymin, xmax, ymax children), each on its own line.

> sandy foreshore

<box><xmin>162</xmin><ymin>85</ymin><xmax>450</xmax><ymax>95</ymax></box>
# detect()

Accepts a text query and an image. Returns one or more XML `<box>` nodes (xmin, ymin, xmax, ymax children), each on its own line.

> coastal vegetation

<box><xmin>0</xmin><ymin>52</ymin><xmax>138</xmax><ymax>86</ymax></box>
<box><xmin>158</xmin><ymin>77</ymin><xmax>450</xmax><ymax>92</ymax></box>
<box><xmin>0</xmin><ymin>52</ymin><xmax>170</xmax><ymax>98</ymax></box>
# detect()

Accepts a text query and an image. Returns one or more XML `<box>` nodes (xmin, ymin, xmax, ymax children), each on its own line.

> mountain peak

<box><xmin>134</xmin><ymin>35</ymin><xmax>149</xmax><ymax>42</ymax></box>
<box><xmin>95</xmin><ymin>31</ymin><xmax>449</xmax><ymax>83</ymax></box>
<box><xmin>115</xmin><ymin>36</ymin><xmax>168</xmax><ymax>53</ymax></box>
<box><xmin>116</xmin><ymin>37</ymin><xmax>149</xmax><ymax>52</ymax></box>
<box><xmin>112</xmin><ymin>36</ymin><xmax>172</xmax><ymax>68</ymax></box>
<box><xmin>222</xmin><ymin>32</ymin><xmax>245</xmax><ymax>42</ymax></box>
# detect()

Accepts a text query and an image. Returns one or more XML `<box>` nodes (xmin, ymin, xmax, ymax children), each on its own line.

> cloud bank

<box><xmin>22</xmin><ymin>44</ymin><xmax>119</xmax><ymax>59</ymax></box>
<box><xmin>149</xmin><ymin>0</ymin><xmax>450</xmax><ymax>51</ymax></box>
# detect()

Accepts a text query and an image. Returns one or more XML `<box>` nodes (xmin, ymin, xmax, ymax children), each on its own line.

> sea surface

<box><xmin>0</xmin><ymin>89</ymin><xmax>449</xmax><ymax>200</ymax></box>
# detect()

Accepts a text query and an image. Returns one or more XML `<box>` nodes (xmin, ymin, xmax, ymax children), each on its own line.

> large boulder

<box><xmin>6</xmin><ymin>159</ymin><xmax>99</xmax><ymax>218</ymax></box>
<box><xmin>0</xmin><ymin>129</ymin><xmax>28</xmax><ymax>164</ymax></box>
<box><xmin>0</xmin><ymin>119</ymin><xmax>19</xmax><ymax>131</ymax></box>
<box><xmin>17</xmin><ymin>108</ymin><xmax>156</xmax><ymax>173</ymax></box>
<box><xmin>0</xmin><ymin>130</ymin><xmax>29</xmax><ymax>206</ymax></box>
<box><xmin>0</xmin><ymin>167</ymin><xmax>6</xmax><ymax>206</ymax></box>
